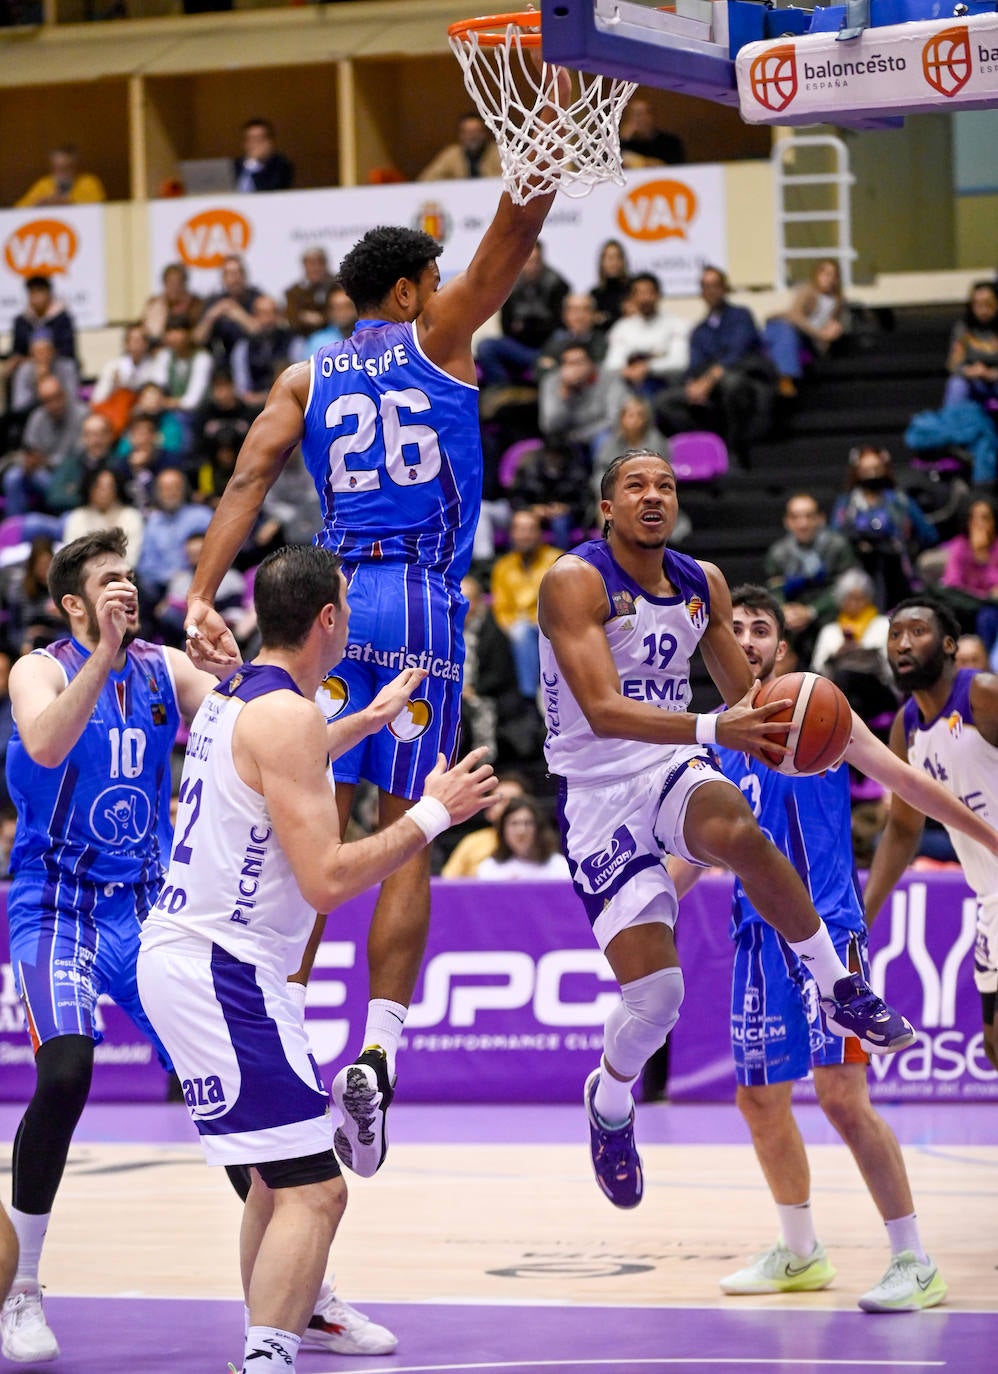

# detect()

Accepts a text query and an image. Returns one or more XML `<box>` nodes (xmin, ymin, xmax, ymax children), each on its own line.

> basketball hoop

<box><xmin>447</xmin><ymin>11</ymin><xmax>637</xmax><ymax>205</ymax></box>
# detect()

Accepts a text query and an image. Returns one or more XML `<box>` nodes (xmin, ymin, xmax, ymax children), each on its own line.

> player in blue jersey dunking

<box><xmin>865</xmin><ymin>596</ymin><xmax>998</xmax><ymax>1072</ymax></box>
<box><xmin>0</xmin><ymin>529</ymin><xmax>223</xmax><ymax>1363</ymax></box>
<box><xmin>668</xmin><ymin>587</ymin><xmax>984</xmax><ymax>1312</ymax></box>
<box><xmin>183</xmin><ymin>65</ymin><xmax>572</xmax><ymax>1176</ymax></box>
<box><xmin>537</xmin><ymin>449</ymin><xmax>918</xmax><ymax>1214</ymax></box>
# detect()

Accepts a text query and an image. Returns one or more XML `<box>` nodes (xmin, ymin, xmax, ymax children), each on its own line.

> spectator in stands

<box><xmin>938</xmin><ymin>497</ymin><xmax>998</xmax><ymax>655</ymax></box>
<box><xmin>20</xmin><ymin>373</ymin><xmax>83</xmax><ymax>468</ymax></box>
<box><xmin>195</xmin><ymin>425</ymin><xmax>242</xmax><ymax>507</ymax></box>
<box><xmin>62</xmin><ymin>467</ymin><xmax>144</xmax><ymax>564</ymax></box>
<box><xmin>193</xmin><ymin>255</ymin><xmax>261</xmax><ymax>363</ymax></box>
<box><xmin>194</xmin><ymin>366</ymin><xmax>255</xmax><ymax>458</ymax></box>
<box><xmin>297</xmin><ymin>284</ymin><xmax>358</xmax><ymax>359</ymax></box>
<box><xmin>537</xmin><ymin>293</ymin><xmax>608</xmax><ymax>374</ymax></box>
<box><xmin>810</xmin><ymin>568</ymin><xmax>889</xmax><ymax>675</ymax></box>
<box><xmin>135</xmin><ymin>467</ymin><xmax>212</xmax><ymax>609</ymax></box>
<box><xmin>592</xmin><ymin>395</ymin><xmax>669</xmax><ymax>499</ymax></box>
<box><xmin>16</xmin><ymin>144</ymin><xmax>105</xmax><ymax>207</ymax></box>
<box><xmin>140</xmin><ymin>263</ymin><xmax>203</xmax><ymax>346</ymax></box>
<box><xmin>654</xmin><ymin>266</ymin><xmax>772</xmax><ymax>468</ymax></box>
<box><xmin>508</xmin><ymin>441</ymin><xmax>593</xmax><ymax>551</ymax></box>
<box><xmin>456</xmin><ymin>575</ymin><xmax>522</xmax><ymax>762</ymax></box>
<box><xmin>230</xmin><ymin>295</ymin><xmax>292</xmax><ymax>410</ymax></box>
<box><xmin>441</xmin><ymin>773</ymin><xmax>528</xmax><ymax>879</ymax></box>
<box><xmin>234</xmin><ymin>117</ymin><xmax>294</xmax><ymax>192</ymax></box>
<box><xmin>538</xmin><ymin>342</ymin><xmax>624</xmax><ymax>466</ymax></box>
<box><xmin>91</xmin><ymin>323</ymin><xmax>159</xmax><ymax>413</ymax></box>
<box><xmin>477</xmin><ymin>242</ymin><xmax>570</xmax><ymax>389</ymax></box>
<box><xmin>125</xmin><ymin>383</ymin><xmax>189</xmax><ymax>459</ymax></box>
<box><xmin>830</xmin><ymin>443</ymin><xmax>936</xmax><ymax>609</ymax></box>
<box><xmin>284</xmin><ymin>247</ymin><xmax>337</xmax><ymax>345</ymax></box>
<box><xmin>476</xmin><ymin>796</ymin><xmax>570</xmax><ymax>882</ymax></box>
<box><xmin>765</xmin><ymin>491</ymin><xmax>858</xmax><ymax>670</ymax></box>
<box><xmin>153</xmin><ymin>530</ymin><xmax>246</xmax><ymax>649</ymax></box>
<box><xmin>603</xmin><ymin>272</ymin><xmax>689</xmax><ymax>395</ymax></box>
<box><xmin>2</xmin><ymin>275</ymin><xmax>77</xmax><ymax>384</ymax></box>
<box><xmin>944</xmin><ymin>280</ymin><xmax>998</xmax><ymax>410</ymax></box>
<box><xmin>955</xmin><ymin>633</ymin><xmax>990</xmax><ymax>670</ymax></box>
<box><xmin>2</xmin><ymin>538</ymin><xmax>61</xmax><ymax>656</ymax></box>
<box><xmin>618</xmin><ymin>96</ymin><xmax>685</xmax><ymax>166</ymax></box>
<box><xmin>153</xmin><ymin>318</ymin><xmax>214</xmax><ymax>427</ymax></box>
<box><xmin>590</xmin><ymin>238</ymin><xmax>631</xmax><ymax>331</ymax></box>
<box><xmin>45</xmin><ymin>412</ymin><xmax>118</xmax><ymax>516</ymax></box>
<box><xmin>490</xmin><ymin>508</ymin><xmax>561</xmax><ymax>699</ymax></box>
<box><xmin>9</xmin><ymin>329</ymin><xmax>78</xmax><ymax>418</ymax></box>
<box><xmin>417</xmin><ymin>111</ymin><xmax>501</xmax><ymax>181</ymax></box>
<box><xmin>117</xmin><ymin>412</ymin><xmax>172</xmax><ymax>511</ymax></box>
<box><xmin>763</xmin><ymin>258</ymin><xmax>848</xmax><ymax>398</ymax></box>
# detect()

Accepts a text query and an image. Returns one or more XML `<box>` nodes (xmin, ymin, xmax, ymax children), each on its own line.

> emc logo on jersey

<box><xmin>182</xmin><ymin>1075</ymin><xmax>227</xmax><ymax>1117</ymax></box>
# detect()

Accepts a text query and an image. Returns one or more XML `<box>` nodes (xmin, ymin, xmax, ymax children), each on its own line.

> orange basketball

<box><xmin>755</xmin><ymin>671</ymin><xmax>853</xmax><ymax>777</ymax></box>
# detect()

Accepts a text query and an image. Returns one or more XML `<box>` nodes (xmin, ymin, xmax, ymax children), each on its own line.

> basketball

<box><xmin>756</xmin><ymin>671</ymin><xmax>853</xmax><ymax>777</ymax></box>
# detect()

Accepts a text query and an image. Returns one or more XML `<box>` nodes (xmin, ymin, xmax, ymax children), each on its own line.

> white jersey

<box><xmin>539</xmin><ymin>538</ymin><xmax>710</xmax><ymax>786</ymax></box>
<box><xmin>141</xmin><ymin>664</ymin><xmax>331</xmax><ymax>979</ymax></box>
<box><xmin>903</xmin><ymin>668</ymin><xmax>998</xmax><ymax>900</ymax></box>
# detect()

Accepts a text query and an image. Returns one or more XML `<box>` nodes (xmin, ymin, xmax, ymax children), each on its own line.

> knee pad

<box><xmin>603</xmin><ymin>966</ymin><xmax>685</xmax><ymax>1081</ymax></box>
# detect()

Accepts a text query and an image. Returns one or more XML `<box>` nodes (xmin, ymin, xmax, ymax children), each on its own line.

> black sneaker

<box><xmin>331</xmin><ymin>1046</ymin><xmax>395</xmax><ymax>1177</ymax></box>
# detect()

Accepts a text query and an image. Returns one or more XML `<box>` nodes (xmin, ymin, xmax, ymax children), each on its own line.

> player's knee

<box><xmin>814</xmin><ymin>1075</ymin><xmax>867</xmax><ymax>1136</ymax></box>
<box><xmin>604</xmin><ymin>967</ymin><xmax>684</xmax><ymax>1079</ymax></box>
<box><xmin>33</xmin><ymin>1035</ymin><xmax>94</xmax><ymax>1115</ymax></box>
<box><xmin>704</xmin><ymin>808</ymin><xmax>764</xmax><ymax>870</ymax></box>
<box><xmin>735</xmin><ymin>1084</ymin><xmax>785</xmax><ymax>1131</ymax></box>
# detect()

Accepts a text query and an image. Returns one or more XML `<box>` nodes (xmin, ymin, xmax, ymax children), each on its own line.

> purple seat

<box><xmin>668</xmin><ymin>431</ymin><xmax>729</xmax><ymax>482</ymax></box>
<box><xmin>497</xmin><ymin>438</ymin><xmax>544</xmax><ymax>490</ymax></box>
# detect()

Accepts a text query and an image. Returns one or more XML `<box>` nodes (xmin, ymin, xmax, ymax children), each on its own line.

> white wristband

<box><xmin>286</xmin><ymin>981</ymin><xmax>307</xmax><ymax>1012</ymax></box>
<box><xmin>406</xmin><ymin>795</ymin><xmax>452</xmax><ymax>843</ymax></box>
<box><xmin>694</xmin><ymin>713</ymin><xmax>718</xmax><ymax>746</ymax></box>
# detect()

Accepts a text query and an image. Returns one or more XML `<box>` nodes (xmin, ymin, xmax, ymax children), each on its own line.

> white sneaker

<box><xmin>300</xmin><ymin>1281</ymin><xmax>398</xmax><ymax>1355</ymax></box>
<box><xmin>720</xmin><ymin>1241</ymin><xmax>836</xmax><ymax>1294</ymax></box>
<box><xmin>858</xmin><ymin>1251</ymin><xmax>947</xmax><ymax>1312</ymax></box>
<box><xmin>1</xmin><ymin>1283</ymin><xmax>60</xmax><ymax>1363</ymax></box>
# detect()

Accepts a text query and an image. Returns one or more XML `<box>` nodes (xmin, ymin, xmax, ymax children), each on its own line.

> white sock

<box><xmin>9</xmin><ymin>1208</ymin><xmax>49</xmax><ymax>1287</ymax></box>
<box><xmin>362</xmin><ymin>999</ymin><xmax>406</xmax><ymax>1079</ymax></box>
<box><xmin>777</xmin><ymin>1200</ymin><xmax>818</xmax><ymax>1258</ymax></box>
<box><xmin>787</xmin><ymin>925</ymin><xmax>850</xmax><ymax>997</ymax></box>
<box><xmin>593</xmin><ymin>1060</ymin><xmax>638</xmax><ymax>1127</ymax></box>
<box><xmin>885</xmin><ymin>1213</ymin><xmax>928</xmax><ymax>1264</ymax></box>
<box><xmin>244</xmin><ymin>1325</ymin><xmax>301</xmax><ymax>1371</ymax></box>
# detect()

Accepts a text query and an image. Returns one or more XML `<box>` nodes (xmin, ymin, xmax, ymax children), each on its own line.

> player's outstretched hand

<box><xmin>716</xmin><ymin>681</ymin><xmax>793</xmax><ymax>764</ymax></box>
<box><xmin>422</xmin><ymin>748</ymin><xmax>498</xmax><ymax>826</ymax></box>
<box><xmin>185</xmin><ymin>596</ymin><xmax>241</xmax><ymax>675</ymax></box>
<box><xmin>95</xmin><ymin>579</ymin><xmax>139</xmax><ymax>655</ymax></box>
<box><xmin>369</xmin><ymin>668</ymin><xmax>430</xmax><ymax>728</ymax></box>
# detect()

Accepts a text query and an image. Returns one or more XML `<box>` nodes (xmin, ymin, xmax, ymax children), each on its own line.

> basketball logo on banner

<box><xmin>922</xmin><ymin>25</ymin><xmax>972</xmax><ymax>97</ymax></box>
<box><xmin>748</xmin><ymin>44</ymin><xmax>799</xmax><ymax>112</ymax></box>
<box><xmin>3</xmin><ymin>218</ymin><xmax>79</xmax><ymax>276</ymax></box>
<box><xmin>175</xmin><ymin>207</ymin><xmax>253</xmax><ymax>269</ymax></box>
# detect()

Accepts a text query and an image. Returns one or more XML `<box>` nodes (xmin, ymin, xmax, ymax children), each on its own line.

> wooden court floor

<box><xmin>12</xmin><ymin>1134</ymin><xmax>997</xmax><ymax>1314</ymax></box>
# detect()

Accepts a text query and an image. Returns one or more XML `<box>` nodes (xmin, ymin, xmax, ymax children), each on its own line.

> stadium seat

<box><xmin>668</xmin><ymin>431</ymin><xmax>729</xmax><ymax>482</ymax></box>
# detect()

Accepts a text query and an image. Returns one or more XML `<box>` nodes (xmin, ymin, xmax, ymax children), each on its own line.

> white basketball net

<box><xmin>448</xmin><ymin>19</ymin><xmax>637</xmax><ymax>205</ymax></box>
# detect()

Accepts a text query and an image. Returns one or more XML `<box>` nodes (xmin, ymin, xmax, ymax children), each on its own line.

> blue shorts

<box><xmin>318</xmin><ymin>563</ymin><xmax>465</xmax><ymax>798</ymax></box>
<box><xmin>7</xmin><ymin>870</ymin><xmax>171</xmax><ymax>1066</ymax></box>
<box><xmin>730</xmin><ymin>918</ymin><xmax>869</xmax><ymax>1086</ymax></box>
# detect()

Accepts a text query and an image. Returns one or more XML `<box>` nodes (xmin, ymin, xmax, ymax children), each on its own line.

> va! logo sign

<box><xmin>922</xmin><ymin>25</ymin><xmax>972</xmax><ymax>98</ymax></box>
<box><xmin>616</xmin><ymin>179</ymin><xmax>698</xmax><ymax>242</ymax></box>
<box><xmin>748</xmin><ymin>44</ymin><xmax>799</xmax><ymax>112</ymax></box>
<box><xmin>4</xmin><ymin>218</ymin><xmax>79</xmax><ymax>276</ymax></box>
<box><xmin>175</xmin><ymin>207</ymin><xmax>252</xmax><ymax>269</ymax></box>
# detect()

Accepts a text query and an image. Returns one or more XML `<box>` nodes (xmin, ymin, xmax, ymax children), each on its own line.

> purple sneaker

<box><xmin>821</xmin><ymin>973</ymin><xmax>915</xmax><ymax>1055</ymax></box>
<box><xmin>584</xmin><ymin>1069</ymin><xmax>643</xmax><ymax>1209</ymax></box>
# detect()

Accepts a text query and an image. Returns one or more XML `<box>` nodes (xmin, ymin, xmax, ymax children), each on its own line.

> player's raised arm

<box><xmin>186</xmin><ymin>364</ymin><xmax>309</xmax><ymax>666</ymax></box>
<box><xmin>861</xmin><ymin>710</ymin><xmax>927</xmax><ymax>926</ymax></box>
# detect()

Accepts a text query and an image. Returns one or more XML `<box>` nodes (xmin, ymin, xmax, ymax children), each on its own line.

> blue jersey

<box><xmin>718</xmin><ymin>746</ymin><xmax>864</xmax><ymax>935</ymax></box>
<box><xmin>300</xmin><ymin>317</ymin><xmax>482</xmax><ymax>589</ymax></box>
<box><xmin>6</xmin><ymin>637</ymin><xmax>180</xmax><ymax>888</ymax></box>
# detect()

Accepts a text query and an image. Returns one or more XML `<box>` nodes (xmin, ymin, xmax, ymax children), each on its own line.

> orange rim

<box><xmin>448</xmin><ymin>11</ymin><xmax>542</xmax><ymax>46</ymax></box>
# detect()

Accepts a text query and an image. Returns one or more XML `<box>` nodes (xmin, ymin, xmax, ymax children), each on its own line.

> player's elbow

<box><xmin>20</xmin><ymin>732</ymin><xmax>65</xmax><ymax>770</ymax></box>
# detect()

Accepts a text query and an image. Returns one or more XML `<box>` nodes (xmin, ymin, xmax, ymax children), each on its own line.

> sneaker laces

<box><xmin>873</xmin><ymin>1252</ymin><xmax>920</xmax><ymax>1295</ymax></box>
<box><xmin>593</xmin><ymin>1122</ymin><xmax>636</xmax><ymax>1182</ymax></box>
<box><xmin>4</xmin><ymin>1287</ymin><xmax>46</xmax><ymax>1329</ymax></box>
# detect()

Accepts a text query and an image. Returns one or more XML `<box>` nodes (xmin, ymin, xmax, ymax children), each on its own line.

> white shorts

<box><xmin>975</xmin><ymin>893</ymin><xmax>998</xmax><ymax>995</ymax></box>
<box><xmin>558</xmin><ymin>746</ymin><xmax>736</xmax><ymax>951</ymax></box>
<box><xmin>137</xmin><ymin>939</ymin><xmax>332</xmax><ymax>1167</ymax></box>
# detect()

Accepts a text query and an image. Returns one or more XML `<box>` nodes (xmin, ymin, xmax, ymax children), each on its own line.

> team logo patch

<box><xmin>945</xmin><ymin>711</ymin><xmax>964</xmax><ymax>739</ymax></box>
<box><xmin>317</xmin><ymin>674</ymin><xmax>350</xmax><ymax>721</ymax></box>
<box><xmin>389</xmin><ymin>698</ymin><xmax>433</xmax><ymax>742</ymax></box>
<box><xmin>611</xmin><ymin>589</ymin><xmax>636</xmax><ymax>619</ymax></box>
<box><xmin>89</xmin><ymin>786</ymin><xmax>152</xmax><ymax>846</ymax></box>
<box><xmin>686</xmin><ymin>594</ymin><xmax>705</xmax><ymax>625</ymax></box>
<box><xmin>151</xmin><ymin>702</ymin><xmax>167</xmax><ymax>726</ymax></box>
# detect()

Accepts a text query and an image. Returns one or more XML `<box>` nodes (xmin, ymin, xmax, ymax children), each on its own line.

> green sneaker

<box><xmin>720</xmin><ymin>1241</ymin><xmax>836</xmax><ymax>1294</ymax></box>
<box><xmin>858</xmin><ymin>1252</ymin><xmax>947</xmax><ymax>1312</ymax></box>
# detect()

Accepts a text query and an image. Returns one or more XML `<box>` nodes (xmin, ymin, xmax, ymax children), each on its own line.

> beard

<box><xmin>890</xmin><ymin>641</ymin><xmax>947</xmax><ymax>695</ymax></box>
<box><xmin>82</xmin><ymin>598</ymin><xmax>138</xmax><ymax>649</ymax></box>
